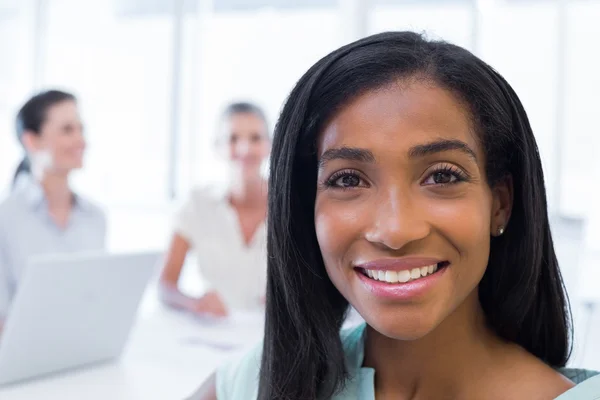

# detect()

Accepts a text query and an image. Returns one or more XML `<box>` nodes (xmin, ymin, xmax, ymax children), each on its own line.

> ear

<box><xmin>490</xmin><ymin>175</ymin><xmax>513</xmax><ymax>237</ymax></box>
<box><xmin>21</xmin><ymin>131</ymin><xmax>41</xmax><ymax>153</ymax></box>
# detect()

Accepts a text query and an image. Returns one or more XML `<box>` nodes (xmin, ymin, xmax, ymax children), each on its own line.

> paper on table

<box><xmin>179</xmin><ymin>311</ymin><xmax>264</xmax><ymax>350</ymax></box>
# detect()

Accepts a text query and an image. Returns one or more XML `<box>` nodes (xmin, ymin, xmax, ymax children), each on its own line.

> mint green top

<box><xmin>216</xmin><ymin>323</ymin><xmax>600</xmax><ymax>399</ymax></box>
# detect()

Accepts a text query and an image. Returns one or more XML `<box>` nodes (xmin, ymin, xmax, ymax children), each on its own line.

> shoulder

<box><xmin>215</xmin><ymin>324</ymin><xmax>366</xmax><ymax>399</ymax></box>
<box><xmin>554</xmin><ymin>368</ymin><xmax>600</xmax><ymax>400</ymax></box>
<box><xmin>558</xmin><ymin>368</ymin><xmax>600</xmax><ymax>384</ymax></box>
<box><xmin>215</xmin><ymin>344</ymin><xmax>262</xmax><ymax>399</ymax></box>
<box><xmin>556</xmin><ymin>372</ymin><xmax>600</xmax><ymax>399</ymax></box>
<box><xmin>491</xmin><ymin>346</ymin><xmax>576</xmax><ymax>400</ymax></box>
<box><xmin>0</xmin><ymin>189</ymin><xmax>26</xmax><ymax>221</ymax></box>
<box><xmin>521</xmin><ymin>365</ymin><xmax>575</xmax><ymax>399</ymax></box>
<box><xmin>181</xmin><ymin>185</ymin><xmax>227</xmax><ymax>212</ymax></box>
<box><xmin>0</xmin><ymin>193</ymin><xmax>19</xmax><ymax>242</ymax></box>
<box><xmin>172</xmin><ymin>185</ymin><xmax>228</xmax><ymax>241</ymax></box>
<box><xmin>76</xmin><ymin>195</ymin><xmax>106</xmax><ymax>221</ymax></box>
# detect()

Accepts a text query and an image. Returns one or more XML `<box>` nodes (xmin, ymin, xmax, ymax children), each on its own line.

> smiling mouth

<box><xmin>358</xmin><ymin>262</ymin><xmax>449</xmax><ymax>284</ymax></box>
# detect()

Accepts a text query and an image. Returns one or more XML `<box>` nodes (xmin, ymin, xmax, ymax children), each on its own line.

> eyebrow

<box><xmin>318</xmin><ymin>147</ymin><xmax>375</xmax><ymax>169</ymax></box>
<box><xmin>317</xmin><ymin>139</ymin><xmax>477</xmax><ymax>169</ymax></box>
<box><xmin>409</xmin><ymin>139</ymin><xmax>477</xmax><ymax>161</ymax></box>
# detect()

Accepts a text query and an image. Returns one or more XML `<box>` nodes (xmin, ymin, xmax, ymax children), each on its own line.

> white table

<box><xmin>0</xmin><ymin>304</ymin><xmax>265</xmax><ymax>400</ymax></box>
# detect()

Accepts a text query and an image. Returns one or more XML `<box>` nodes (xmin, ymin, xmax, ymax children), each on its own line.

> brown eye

<box><xmin>326</xmin><ymin>171</ymin><xmax>366</xmax><ymax>189</ymax></box>
<box><xmin>422</xmin><ymin>164</ymin><xmax>468</xmax><ymax>186</ymax></box>
<box><xmin>337</xmin><ymin>174</ymin><xmax>360</xmax><ymax>187</ymax></box>
<box><xmin>432</xmin><ymin>171</ymin><xmax>455</xmax><ymax>184</ymax></box>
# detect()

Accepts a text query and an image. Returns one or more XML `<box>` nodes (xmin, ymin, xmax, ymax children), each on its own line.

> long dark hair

<box><xmin>12</xmin><ymin>90</ymin><xmax>76</xmax><ymax>186</ymax></box>
<box><xmin>260</xmin><ymin>31</ymin><xmax>571</xmax><ymax>399</ymax></box>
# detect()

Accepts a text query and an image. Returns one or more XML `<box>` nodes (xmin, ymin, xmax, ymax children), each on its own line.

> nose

<box><xmin>75</xmin><ymin>130</ymin><xmax>86</xmax><ymax>147</ymax></box>
<box><xmin>364</xmin><ymin>187</ymin><xmax>431</xmax><ymax>250</ymax></box>
<box><xmin>234</xmin><ymin>138</ymin><xmax>251</xmax><ymax>158</ymax></box>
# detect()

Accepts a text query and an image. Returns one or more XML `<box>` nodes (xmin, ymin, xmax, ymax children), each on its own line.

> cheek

<box><xmin>53</xmin><ymin>144</ymin><xmax>73</xmax><ymax>162</ymax></box>
<box><xmin>53</xmin><ymin>136</ymin><xmax>73</xmax><ymax>152</ymax></box>
<box><xmin>228</xmin><ymin>144</ymin><xmax>237</xmax><ymax>159</ymax></box>
<box><xmin>315</xmin><ymin>196</ymin><xmax>364</xmax><ymax>277</ymax></box>
<box><xmin>39</xmin><ymin>140</ymin><xmax>62</xmax><ymax>161</ymax></box>
<box><xmin>428</xmin><ymin>190</ymin><xmax>492</xmax><ymax>279</ymax></box>
<box><xmin>431</xmin><ymin>195</ymin><xmax>491</xmax><ymax>245</ymax></box>
<box><xmin>259</xmin><ymin>142</ymin><xmax>271</xmax><ymax>158</ymax></box>
<box><xmin>248</xmin><ymin>141</ymin><xmax>269</xmax><ymax>159</ymax></box>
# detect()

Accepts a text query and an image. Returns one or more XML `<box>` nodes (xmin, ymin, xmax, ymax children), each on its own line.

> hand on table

<box><xmin>190</xmin><ymin>291</ymin><xmax>228</xmax><ymax>318</ymax></box>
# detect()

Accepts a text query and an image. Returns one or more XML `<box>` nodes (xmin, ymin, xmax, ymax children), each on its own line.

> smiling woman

<box><xmin>0</xmin><ymin>90</ymin><xmax>106</xmax><ymax>324</ymax></box>
<box><xmin>189</xmin><ymin>32</ymin><xmax>600</xmax><ymax>400</ymax></box>
<box><xmin>314</xmin><ymin>82</ymin><xmax>504</xmax><ymax>344</ymax></box>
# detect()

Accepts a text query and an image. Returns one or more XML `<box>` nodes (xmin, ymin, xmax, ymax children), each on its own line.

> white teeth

<box><xmin>397</xmin><ymin>270</ymin><xmax>411</xmax><ymax>283</ymax></box>
<box><xmin>363</xmin><ymin>263</ymin><xmax>442</xmax><ymax>284</ymax></box>
<box><xmin>385</xmin><ymin>270</ymin><xmax>399</xmax><ymax>283</ymax></box>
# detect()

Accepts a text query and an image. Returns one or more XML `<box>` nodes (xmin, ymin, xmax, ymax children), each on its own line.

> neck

<box><xmin>363</xmin><ymin>292</ymin><xmax>505</xmax><ymax>398</ymax></box>
<box><xmin>228</xmin><ymin>174</ymin><xmax>267</xmax><ymax>208</ymax></box>
<box><xmin>39</xmin><ymin>171</ymin><xmax>72</xmax><ymax>209</ymax></box>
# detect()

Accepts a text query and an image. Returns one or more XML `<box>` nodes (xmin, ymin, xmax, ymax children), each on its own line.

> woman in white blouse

<box><xmin>159</xmin><ymin>102</ymin><xmax>270</xmax><ymax>318</ymax></box>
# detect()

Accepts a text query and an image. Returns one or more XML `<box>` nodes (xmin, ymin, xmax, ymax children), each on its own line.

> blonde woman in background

<box><xmin>159</xmin><ymin>102</ymin><xmax>270</xmax><ymax>318</ymax></box>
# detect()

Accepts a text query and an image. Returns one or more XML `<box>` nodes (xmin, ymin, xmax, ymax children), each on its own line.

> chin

<box><xmin>71</xmin><ymin>157</ymin><xmax>84</xmax><ymax>167</ymax></box>
<box><xmin>356</xmin><ymin>302</ymin><xmax>441</xmax><ymax>341</ymax></box>
<box><xmin>370</xmin><ymin>322</ymin><xmax>436</xmax><ymax>341</ymax></box>
<box><xmin>242</xmin><ymin>167</ymin><xmax>262</xmax><ymax>178</ymax></box>
<box><xmin>59</xmin><ymin>163</ymin><xmax>82</xmax><ymax>174</ymax></box>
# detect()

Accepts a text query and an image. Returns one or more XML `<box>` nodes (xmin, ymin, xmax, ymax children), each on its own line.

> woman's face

<box><xmin>26</xmin><ymin>100</ymin><xmax>85</xmax><ymax>175</ymax></box>
<box><xmin>314</xmin><ymin>80</ymin><xmax>510</xmax><ymax>340</ymax></box>
<box><xmin>221</xmin><ymin>112</ymin><xmax>270</xmax><ymax>180</ymax></box>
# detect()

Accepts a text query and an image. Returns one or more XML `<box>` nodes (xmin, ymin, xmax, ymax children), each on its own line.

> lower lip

<box><xmin>355</xmin><ymin>265</ymin><xmax>448</xmax><ymax>301</ymax></box>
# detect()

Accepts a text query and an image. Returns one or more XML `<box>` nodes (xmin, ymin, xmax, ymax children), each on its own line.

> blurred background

<box><xmin>0</xmin><ymin>0</ymin><xmax>599</xmax><ymax>391</ymax></box>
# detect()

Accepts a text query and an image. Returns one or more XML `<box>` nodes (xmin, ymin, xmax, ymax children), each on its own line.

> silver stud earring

<box><xmin>496</xmin><ymin>226</ymin><xmax>505</xmax><ymax>236</ymax></box>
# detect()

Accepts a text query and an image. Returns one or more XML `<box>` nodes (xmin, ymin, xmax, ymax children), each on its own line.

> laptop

<box><xmin>0</xmin><ymin>251</ymin><xmax>160</xmax><ymax>385</ymax></box>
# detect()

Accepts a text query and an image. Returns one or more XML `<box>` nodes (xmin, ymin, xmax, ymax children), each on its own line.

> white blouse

<box><xmin>173</xmin><ymin>186</ymin><xmax>267</xmax><ymax>311</ymax></box>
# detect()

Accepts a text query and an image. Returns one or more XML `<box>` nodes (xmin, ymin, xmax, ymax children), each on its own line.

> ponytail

<box><xmin>12</xmin><ymin>157</ymin><xmax>31</xmax><ymax>189</ymax></box>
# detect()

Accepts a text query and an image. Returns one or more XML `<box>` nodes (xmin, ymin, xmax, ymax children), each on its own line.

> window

<box><xmin>43</xmin><ymin>0</ymin><xmax>173</xmax><ymax>207</ymax></box>
<box><xmin>369</xmin><ymin>1</ymin><xmax>474</xmax><ymax>50</ymax></box>
<box><xmin>562</xmin><ymin>2</ymin><xmax>600</xmax><ymax>218</ymax></box>
<box><xmin>370</xmin><ymin>1</ymin><xmax>568</xmax><ymax>215</ymax></box>
<box><xmin>41</xmin><ymin>0</ymin><xmax>175</xmax><ymax>251</ymax></box>
<box><xmin>477</xmin><ymin>2</ymin><xmax>562</xmax><ymax>213</ymax></box>
<box><xmin>184</xmin><ymin>6</ymin><xmax>344</xmax><ymax>187</ymax></box>
<box><xmin>0</xmin><ymin>0</ymin><xmax>35</xmax><ymax>196</ymax></box>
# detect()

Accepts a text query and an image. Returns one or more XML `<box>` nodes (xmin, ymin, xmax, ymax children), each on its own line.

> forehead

<box><xmin>318</xmin><ymin>81</ymin><xmax>480</xmax><ymax>157</ymax></box>
<box><xmin>44</xmin><ymin>100</ymin><xmax>79</xmax><ymax>124</ymax></box>
<box><xmin>225</xmin><ymin>112</ymin><xmax>266</xmax><ymax>132</ymax></box>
